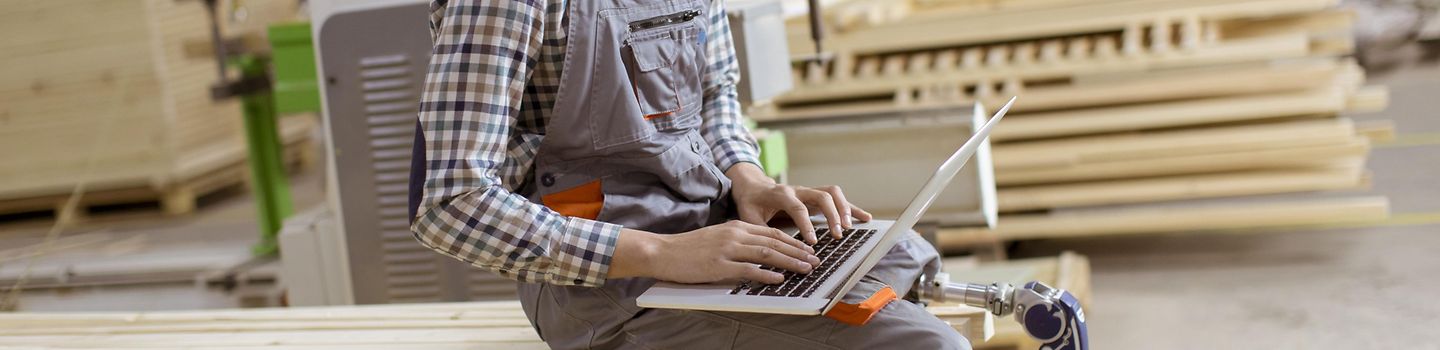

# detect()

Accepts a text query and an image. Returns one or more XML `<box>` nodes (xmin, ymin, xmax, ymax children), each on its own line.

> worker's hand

<box><xmin>610</xmin><ymin>221</ymin><xmax>820</xmax><ymax>284</ymax></box>
<box><xmin>725</xmin><ymin>163</ymin><xmax>873</xmax><ymax>245</ymax></box>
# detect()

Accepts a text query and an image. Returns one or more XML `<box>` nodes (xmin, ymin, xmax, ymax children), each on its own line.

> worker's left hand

<box><xmin>726</xmin><ymin>163</ymin><xmax>873</xmax><ymax>244</ymax></box>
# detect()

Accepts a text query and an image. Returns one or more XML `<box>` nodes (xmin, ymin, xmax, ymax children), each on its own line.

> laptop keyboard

<box><xmin>728</xmin><ymin>228</ymin><xmax>878</xmax><ymax>298</ymax></box>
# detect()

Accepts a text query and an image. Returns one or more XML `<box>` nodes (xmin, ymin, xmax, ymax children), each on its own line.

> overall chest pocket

<box><xmin>591</xmin><ymin>5</ymin><xmax>707</xmax><ymax>149</ymax></box>
<box><xmin>624</xmin><ymin>12</ymin><xmax>704</xmax><ymax>128</ymax></box>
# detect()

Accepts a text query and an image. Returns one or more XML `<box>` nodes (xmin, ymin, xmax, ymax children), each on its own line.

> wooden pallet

<box><xmin>758</xmin><ymin>55</ymin><xmax>1373</xmax><ymax>122</ymax></box>
<box><xmin>789</xmin><ymin>0</ymin><xmax>1339</xmax><ymax>56</ymax></box>
<box><xmin>0</xmin><ymin>0</ymin><xmax>302</xmax><ymax>217</ymax></box>
<box><xmin>760</xmin><ymin>7</ymin><xmax>1355</xmax><ymax>121</ymax></box>
<box><xmin>0</xmin><ymin>117</ymin><xmax>316</xmax><ymax>226</ymax></box>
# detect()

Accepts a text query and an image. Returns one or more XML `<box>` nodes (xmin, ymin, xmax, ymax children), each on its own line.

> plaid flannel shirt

<box><xmin>411</xmin><ymin>0</ymin><xmax>759</xmax><ymax>287</ymax></box>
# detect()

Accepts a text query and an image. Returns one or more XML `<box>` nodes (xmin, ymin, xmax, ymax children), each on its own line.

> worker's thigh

<box><xmin>620</xmin><ymin>232</ymin><xmax>967</xmax><ymax>350</ymax></box>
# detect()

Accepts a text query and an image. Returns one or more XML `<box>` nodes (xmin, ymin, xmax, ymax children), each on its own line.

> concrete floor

<box><xmin>1</xmin><ymin>61</ymin><xmax>1437</xmax><ymax>348</ymax></box>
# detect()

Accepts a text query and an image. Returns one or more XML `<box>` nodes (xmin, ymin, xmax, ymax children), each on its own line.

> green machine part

<box><xmin>239</xmin><ymin>22</ymin><xmax>319</xmax><ymax>256</ymax></box>
<box><xmin>757</xmin><ymin>130</ymin><xmax>787</xmax><ymax>179</ymax></box>
<box><xmin>268</xmin><ymin>22</ymin><xmax>321</xmax><ymax>114</ymax></box>
<box><xmin>745</xmin><ymin>118</ymin><xmax>788</xmax><ymax>179</ymax></box>
<box><xmin>234</xmin><ymin>55</ymin><xmax>294</xmax><ymax>256</ymax></box>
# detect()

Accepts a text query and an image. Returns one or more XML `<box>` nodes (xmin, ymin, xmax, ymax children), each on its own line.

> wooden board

<box><xmin>937</xmin><ymin>196</ymin><xmax>1389</xmax><ymax>248</ymax></box>
<box><xmin>0</xmin><ymin>251</ymin><xmax>1100</xmax><ymax>348</ymax></box>
<box><xmin>991</xmin><ymin>118</ymin><xmax>1359</xmax><ymax>172</ymax></box>
<box><xmin>996</xmin><ymin>166</ymin><xmax>1367</xmax><ymax>212</ymax></box>
<box><xmin>996</xmin><ymin>116</ymin><xmax>1377</xmax><ymax>179</ymax></box>
<box><xmin>0</xmin><ymin>249</ymin><xmax>1104</xmax><ymax>349</ymax></box>
<box><xmin>990</xmin><ymin>88</ymin><xmax>1352</xmax><ymax>141</ymax></box>
<box><xmin>0</xmin><ymin>299</ymin><xmax>989</xmax><ymax>348</ymax></box>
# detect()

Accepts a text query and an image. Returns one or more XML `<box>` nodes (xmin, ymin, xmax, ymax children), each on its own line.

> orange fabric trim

<box><xmin>643</xmin><ymin>111</ymin><xmax>675</xmax><ymax>120</ymax></box>
<box><xmin>824</xmin><ymin>286</ymin><xmax>897</xmax><ymax>326</ymax></box>
<box><xmin>541</xmin><ymin>180</ymin><xmax>603</xmax><ymax>220</ymax></box>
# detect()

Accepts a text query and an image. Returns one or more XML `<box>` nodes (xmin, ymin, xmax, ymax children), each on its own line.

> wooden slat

<box><xmin>937</xmin><ymin>196</ymin><xmax>1389</xmax><ymax>248</ymax></box>
<box><xmin>996</xmin><ymin>167</ymin><xmax>1366</xmax><ymax>212</ymax></box>
<box><xmin>0</xmin><ymin>298</ymin><xmax>992</xmax><ymax>348</ymax></box>
<box><xmin>992</xmin><ymin>88</ymin><xmax>1348</xmax><ymax>141</ymax></box>
<box><xmin>997</xmin><ymin>138</ymin><xmax>1369</xmax><ymax>185</ymax></box>
<box><xmin>992</xmin><ymin>118</ymin><xmax>1358</xmax><ymax>171</ymax></box>
<box><xmin>0</xmin><ymin>251</ymin><xmax>1093</xmax><ymax>348</ymax></box>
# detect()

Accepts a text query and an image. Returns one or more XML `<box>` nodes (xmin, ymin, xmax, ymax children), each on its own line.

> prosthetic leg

<box><xmin>918</xmin><ymin>272</ymin><xmax>1089</xmax><ymax>350</ymax></box>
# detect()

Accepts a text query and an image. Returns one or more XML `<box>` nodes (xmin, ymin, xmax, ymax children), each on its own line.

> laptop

<box><xmin>636</xmin><ymin>97</ymin><xmax>1016</xmax><ymax>315</ymax></box>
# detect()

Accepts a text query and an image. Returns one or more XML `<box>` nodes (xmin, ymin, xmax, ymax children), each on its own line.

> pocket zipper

<box><xmin>629</xmin><ymin>10</ymin><xmax>700</xmax><ymax>31</ymax></box>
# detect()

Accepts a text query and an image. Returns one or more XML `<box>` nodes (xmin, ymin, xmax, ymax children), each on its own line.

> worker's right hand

<box><xmin>610</xmin><ymin>220</ymin><xmax>819</xmax><ymax>285</ymax></box>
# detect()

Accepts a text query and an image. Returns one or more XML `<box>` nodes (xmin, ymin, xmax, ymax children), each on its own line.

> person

<box><xmin>408</xmin><ymin>0</ymin><xmax>968</xmax><ymax>348</ymax></box>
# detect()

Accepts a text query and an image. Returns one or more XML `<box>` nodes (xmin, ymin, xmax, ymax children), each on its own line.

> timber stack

<box><xmin>754</xmin><ymin>0</ymin><xmax>1392</xmax><ymax>250</ymax></box>
<box><xmin>0</xmin><ymin>0</ymin><xmax>312</xmax><ymax>225</ymax></box>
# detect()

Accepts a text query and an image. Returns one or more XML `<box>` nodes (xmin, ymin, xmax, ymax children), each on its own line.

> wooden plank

<box><xmin>997</xmin><ymin>138</ymin><xmax>1369</xmax><ymax>185</ymax></box>
<box><xmin>996</xmin><ymin>167</ymin><xmax>1366</xmax><ymax>212</ymax></box>
<box><xmin>937</xmin><ymin>196</ymin><xmax>1389</xmax><ymax>248</ymax></box>
<box><xmin>1222</xmin><ymin>8</ymin><xmax>1354</xmax><ymax>39</ymax></box>
<box><xmin>0</xmin><ymin>252</ymin><xmax>1006</xmax><ymax>347</ymax></box>
<box><xmin>991</xmin><ymin>88</ymin><xmax>1348</xmax><ymax>141</ymax></box>
<box><xmin>992</xmin><ymin>118</ymin><xmax>1356</xmax><ymax>171</ymax></box>
<box><xmin>0</xmin><ymin>328</ymin><xmax>544</xmax><ymax>347</ymax></box>
<box><xmin>1346</xmin><ymin>85</ymin><xmax>1389</xmax><ymax>113</ymax></box>
<box><xmin>0</xmin><ymin>298</ymin><xmax>992</xmax><ymax>347</ymax></box>
<box><xmin>1356</xmin><ymin>120</ymin><xmax>1396</xmax><ymax>143</ymax></box>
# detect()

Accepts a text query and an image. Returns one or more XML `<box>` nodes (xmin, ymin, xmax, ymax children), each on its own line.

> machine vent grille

<box><xmin>355</xmin><ymin>53</ymin><xmax>520</xmax><ymax>303</ymax></box>
<box><xmin>357</xmin><ymin>54</ymin><xmax>444</xmax><ymax>303</ymax></box>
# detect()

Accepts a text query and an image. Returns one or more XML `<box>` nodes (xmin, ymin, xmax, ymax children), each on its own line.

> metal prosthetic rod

<box><xmin>919</xmin><ymin>273</ymin><xmax>1090</xmax><ymax>350</ymax></box>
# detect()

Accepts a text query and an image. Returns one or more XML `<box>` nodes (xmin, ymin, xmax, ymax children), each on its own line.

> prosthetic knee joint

<box><xmin>917</xmin><ymin>272</ymin><xmax>1089</xmax><ymax>350</ymax></box>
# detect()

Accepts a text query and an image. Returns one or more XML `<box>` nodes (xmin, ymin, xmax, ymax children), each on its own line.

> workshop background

<box><xmin>1</xmin><ymin>0</ymin><xmax>1438</xmax><ymax>349</ymax></box>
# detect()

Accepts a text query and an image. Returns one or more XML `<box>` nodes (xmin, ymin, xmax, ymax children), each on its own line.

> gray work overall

<box><xmin>517</xmin><ymin>0</ymin><xmax>968</xmax><ymax>348</ymax></box>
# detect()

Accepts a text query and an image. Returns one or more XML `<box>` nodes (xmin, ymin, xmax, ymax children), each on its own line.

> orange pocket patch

<box><xmin>824</xmin><ymin>286</ymin><xmax>898</xmax><ymax>326</ymax></box>
<box><xmin>541</xmin><ymin>180</ymin><xmax>604</xmax><ymax>220</ymax></box>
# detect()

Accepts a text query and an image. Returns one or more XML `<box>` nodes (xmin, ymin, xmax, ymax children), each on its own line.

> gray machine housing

<box><xmin>281</xmin><ymin>0</ymin><xmax>516</xmax><ymax>306</ymax></box>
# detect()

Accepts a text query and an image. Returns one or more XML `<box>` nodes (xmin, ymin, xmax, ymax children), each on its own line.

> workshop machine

<box><xmin>278</xmin><ymin>0</ymin><xmax>1086</xmax><ymax>348</ymax></box>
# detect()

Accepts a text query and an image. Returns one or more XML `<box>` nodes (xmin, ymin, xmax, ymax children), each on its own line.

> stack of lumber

<box><xmin>0</xmin><ymin>301</ymin><xmax>979</xmax><ymax>349</ymax></box>
<box><xmin>0</xmin><ymin>0</ymin><xmax>309</xmax><ymax>223</ymax></box>
<box><xmin>758</xmin><ymin>0</ymin><xmax>1392</xmax><ymax>248</ymax></box>
<box><xmin>0</xmin><ymin>252</ymin><xmax>1098</xmax><ymax>349</ymax></box>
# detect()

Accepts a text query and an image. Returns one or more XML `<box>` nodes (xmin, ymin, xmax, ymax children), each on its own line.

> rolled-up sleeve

<box><xmin>698</xmin><ymin>0</ymin><xmax>762</xmax><ymax>172</ymax></box>
<box><xmin>411</xmin><ymin>0</ymin><xmax>621</xmax><ymax>287</ymax></box>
